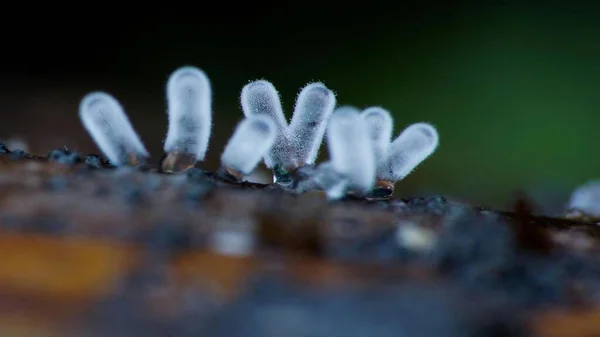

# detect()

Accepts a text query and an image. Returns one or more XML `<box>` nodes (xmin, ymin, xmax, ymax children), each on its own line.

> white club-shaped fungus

<box><xmin>361</xmin><ymin>106</ymin><xmax>393</xmax><ymax>166</ymax></box>
<box><xmin>164</xmin><ymin>66</ymin><xmax>213</xmax><ymax>161</ymax></box>
<box><xmin>327</xmin><ymin>106</ymin><xmax>376</xmax><ymax>194</ymax></box>
<box><xmin>241</xmin><ymin>80</ymin><xmax>336</xmax><ymax>173</ymax></box>
<box><xmin>289</xmin><ymin>82</ymin><xmax>336</xmax><ymax>165</ymax></box>
<box><xmin>220</xmin><ymin>115</ymin><xmax>277</xmax><ymax>176</ymax></box>
<box><xmin>240</xmin><ymin>80</ymin><xmax>292</xmax><ymax>169</ymax></box>
<box><xmin>79</xmin><ymin>91</ymin><xmax>149</xmax><ymax>166</ymax></box>
<box><xmin>378</xmin><ymin>122</ymin><xmax>439</xmax><ymax>182</ymax></box>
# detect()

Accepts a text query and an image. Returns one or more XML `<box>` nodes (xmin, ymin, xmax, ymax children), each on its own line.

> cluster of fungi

<box><xmin>0</xmin><ymin>66</ymin><xmax>598</xmax><ymax>336</ymax></box>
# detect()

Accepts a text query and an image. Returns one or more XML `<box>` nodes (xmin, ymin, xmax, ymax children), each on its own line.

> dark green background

<box><xmin>2</xmin><ymin>4</ymin><xmax>599</xmax><ymax>210</ymax></box>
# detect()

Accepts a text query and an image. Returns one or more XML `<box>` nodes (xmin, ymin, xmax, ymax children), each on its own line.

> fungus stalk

<box><xmin>326</xmin><ymin>106</ymin><xmax>376</xmax><ymax>198</ymax></box>
<box><xmin>162</xmin><ymin>66</ymin><xmax>213</xmax><ymax>173</ymax></box>
<box><xmin>241</xmin><ymin>80</ymin><xmax>335</xmax><ymax>185</ymax></box>
<box><xmin>79</xmin><ymin>92</ymin><xmax>149</xmax><ymax>167</ymax></box>
<box><xmin>289</xmin><ymin>83</ymin><xmax>336</xmax><ymax>166</ymax></box>
<box><xmin>372</xmin><ymin>122</ymin><xmax>439</xmax><ymax>199</ymax></box>
<box><xmin>219</xmin><ymin>116</ymin><xmax>277</xmax><ymax>182</ymax></box>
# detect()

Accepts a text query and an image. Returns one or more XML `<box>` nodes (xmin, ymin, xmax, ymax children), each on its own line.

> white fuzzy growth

<box><xmin>79</xmin><ymin>91</ymin><xmax>148</xmax><ymax>166</ymax></box>
<box><xmin>379</xmin><ymin>122</ymin><xmax>439</xmax><ymax>182</ymax></box>
<box><xmin>164</xmin><ymin>66</ymin><xmax>212</xmax><ymax>161</ymax></box>
<box><xmin>221</xmin><ymin>115</ymin><xmax>277</xmax><ymax>175</ymax></box>
<box><xmin>327</xmin><ymin>106</ymin><xmax>375</xmax><ymax>193</ymax></box>
<box><xmin>567</xmin><ymin>180</ymin><xmax>600</xmax><ymax>217</ymax></box>
<box><xmin>241</xmin><ymin>80</ymin><xmax>292</xmax><ymax>168</ymax></box>
<box><xmin>361</xmin><ymin>106</ymin><xmax>393</xmax><ymax>166</ymax></box>
<box><xmin>312</xmin><ymin>162</ymin><xmax>349</xmax><ymax>200</ymax></box>
<box><xmin>289</xmin><ymin>82</ymin><xmax>336</xmax><ymax>165</ymax></box>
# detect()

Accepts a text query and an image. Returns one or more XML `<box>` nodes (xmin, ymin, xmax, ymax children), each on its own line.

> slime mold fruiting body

<box><xmin>219</xmin><ymin>115</ymin><xmax>277</xmax><ymax>182</ymax></box>
<box><xmin>79</xmin><ymin>91</ymin><xmax>149</xmax><ymax>167</ymax></box>
<box><xmin>163</xmin><ymin>66</ymin><xmax>213</xmax><ymax>173</ymax></box>
<box><xmin>371</xmin><ymin>122</ymin><xmax>439</xmax><ymax>199</ymax></box>
<box><xmin>79</xmin><ymin>65</ymin><xmax>438</xmax><ymax>201</ymax></box>
<box><xmin>241</xmin><ymin>80</ymin><xmax>335</xmax><ymax>185</ymax></box>
<box><xmin>325</xmin><ymin>106</ymin><xmax>376</xmax><ymax>198</ymax></box>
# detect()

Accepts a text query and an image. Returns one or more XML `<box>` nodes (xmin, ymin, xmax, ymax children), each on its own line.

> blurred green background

<box><xmin>1</xmin><ymin>3</ymin><xmax>600</xmax><ymax>210</ymax></box>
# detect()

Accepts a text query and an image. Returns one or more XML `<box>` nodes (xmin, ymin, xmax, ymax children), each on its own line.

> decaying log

<box><xmin>0</xmin><ymin>150</ymin><xmax>599</xmax><ymax>336</ymax></box>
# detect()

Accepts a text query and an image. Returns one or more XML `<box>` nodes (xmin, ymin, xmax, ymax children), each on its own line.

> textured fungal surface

<box><xmin>241</xmin><ymin>80</ymin><xmax>291</xmax><ymax>169</ymax></box>
<box><xmin>378</xmin><ymin>122</ymin><xmax>439</xmax><ymax>182</ymax></box>
<box><xmin>288</xmin><ymin>82</ymin><xmax>336</xmax><ymax>165</ymax></box>
<box><xmin>79</xmin><ymin>92</ymin><xmax>149</xmax><ymax>166</ymax></box>
<box><xmin>361</xmin><ymin>106</ymin><xmax>393</xmax><ymax>166</ymax></box>
<box><xmin>164</xmin><ymin>66</ymin><xmax>213</xmax><ymax>161</ymax></box>
<box><xmin>241</xmin><ymin>80</ymin><xmax>336</xmax><ymax>184</ymax></box>
<box><xmin>220</xmin><ymin>115</ymin><xmax>277</xmax><ymax>177</ymax></box>
<box><xmin>327</xmin><ymin>106</ymin><xmax>375</xmax><ymax>194</ymax></box>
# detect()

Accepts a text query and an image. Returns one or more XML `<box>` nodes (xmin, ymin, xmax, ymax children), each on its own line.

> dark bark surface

<box><xmin>0</xmin><ymin>147</ymin><xmax>599</xmax><ymax>336</ymax></box>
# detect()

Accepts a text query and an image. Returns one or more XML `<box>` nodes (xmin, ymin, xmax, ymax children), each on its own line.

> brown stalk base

<box><xmin>160</xmin><ymin>152</ymin><xmax>197</xmax><ymax>173</ymax></box>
